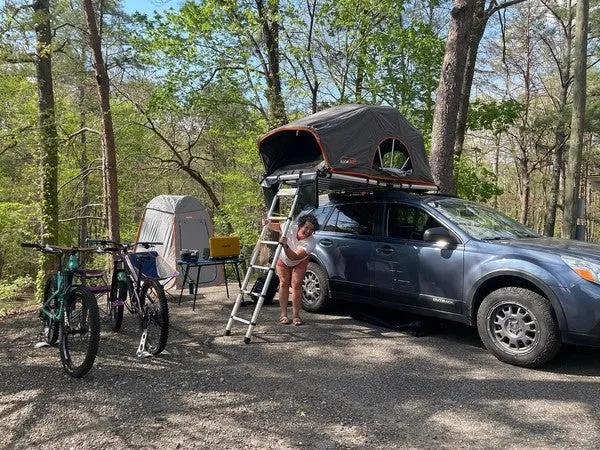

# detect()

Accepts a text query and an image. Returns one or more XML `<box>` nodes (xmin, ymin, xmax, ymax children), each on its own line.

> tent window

<box><xmin>375</xmin><ymin>138</ymin><xmax>412</xmax><ymax>176</ymax></box>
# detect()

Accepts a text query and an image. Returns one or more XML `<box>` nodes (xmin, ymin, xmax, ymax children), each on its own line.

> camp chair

<box><xmin>129</xmin><ymin>251</ymin><xmax>179</xmax><ymax>289</ymax></box>
<box><xmin>77</xmin><ymin>268</ymin><xmax>111</xmax><ymax>295</ymax></box>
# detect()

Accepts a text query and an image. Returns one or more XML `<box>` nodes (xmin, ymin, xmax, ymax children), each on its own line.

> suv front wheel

<box><xmin>302</xmin><ymin>262</ymin><xmax>330</xmax><ymax>313</ymax></box>
<box><xmin>477</xmin><ymin>287</ymin><xmax>562</xmax><ymax>368</ymax></box>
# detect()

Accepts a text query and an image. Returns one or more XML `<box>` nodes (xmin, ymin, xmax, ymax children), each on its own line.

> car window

<box><xmin>427</xmin><ymin>198</ymin><xmax>539</xmax><ymax>240</ymax></box>
<box><xmin>309</xmin><ymin>206</ymin><xmax>333</xmax><ymax>230</ymax></box>
<box><xmin>386</xmin><ymin>204</ymin><xmax>439</xmax><ymax>240</ymax></box>
<box><xmin>325</xmin><ymin>203</ymin><xmax>376</xmax><ymax>235</ymax></box>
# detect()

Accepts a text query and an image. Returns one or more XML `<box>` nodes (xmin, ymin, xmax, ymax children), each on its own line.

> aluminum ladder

<box><xmin>224</xmin><ymin>186</ymin><xmax>300</xmax><ymax>343</ymax></box>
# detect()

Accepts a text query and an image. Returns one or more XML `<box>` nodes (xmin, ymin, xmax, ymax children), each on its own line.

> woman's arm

<box><xmin>279</xmin><ymin>237</ymin><xmax>308</xmax><ymax>261</ymax></box>
<box><xmin>263</xmin><ymin>217</ymin><xmax>282</xmax><ymax>233</ymax></box>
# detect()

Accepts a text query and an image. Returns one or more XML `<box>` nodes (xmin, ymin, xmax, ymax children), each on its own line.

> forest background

<box><xmin>1</xmin><ymin>0</ymin><xmax>599</xmax><ymax>310</ymax></box>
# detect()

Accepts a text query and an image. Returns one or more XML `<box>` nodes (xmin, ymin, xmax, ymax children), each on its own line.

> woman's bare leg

<box><xmin>276</xmin><ymin>261</ymin><xmax>292</xmax><ymax>320</ymax></box>
<box><xmin>290</xmin><ymin>259</ymin><xmax>309</xmax><ymax>322</ymax></box>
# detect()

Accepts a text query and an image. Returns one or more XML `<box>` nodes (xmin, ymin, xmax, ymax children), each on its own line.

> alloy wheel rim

<box><xmin>302</xmin><ymin>271</ymin><xmax>320</xmax><ymax>303</ymax></box>
<box><xmin>487</xmin><ymin>302</ymin><xmax>539</xmax><ymax>355</ymax></box>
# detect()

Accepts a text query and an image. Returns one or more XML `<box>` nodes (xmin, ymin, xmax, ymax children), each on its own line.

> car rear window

<box><xmin>324</xmin><ymin>203</ymin><xmax>377</xmax><ymax>235</ymax></box>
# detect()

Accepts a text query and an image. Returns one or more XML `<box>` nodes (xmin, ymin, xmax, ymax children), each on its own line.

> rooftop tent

<box><xmin>135</xmin><ymin>195</ymin><xmax>221</xmax><ymax>288</ymax></box>
<box><xmin>259</xmin><ymin>104</ymin><xmax>437</xmax><ymax>192</ymax></box>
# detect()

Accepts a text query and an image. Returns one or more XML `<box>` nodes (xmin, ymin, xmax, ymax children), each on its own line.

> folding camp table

<box><xmin>177</xmin><ymin>257</ymin><xmax>244</xmax><ymax>311</ymax></box>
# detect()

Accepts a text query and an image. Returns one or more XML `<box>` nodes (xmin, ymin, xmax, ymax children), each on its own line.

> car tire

<box><xmin>477</xmin><ymin>287</ymin><xmax>562</xmax><ymax>368</ymax></box>
<box><xmin>302</xmin><ymin>262</ymin><xmax>331</xmax><ymax>313</ymax></box>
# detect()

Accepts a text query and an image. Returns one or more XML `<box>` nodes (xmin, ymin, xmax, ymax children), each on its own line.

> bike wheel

<box><xmin>59</xmin><ymin>286</ymin><xmax>101</xmax><ymax>378</ymax></box>
<box><xmin>107</xmin><ymin>279</ymin><xmax>125</xmax><ymax>332</ymax></box>
<box><xmin>139</xmin><ymin>279</ymin><xmax>169</xmax><ymax>355</ymax></box>
<box><xmin>40</xmin><ymin>275</ymin><xmax>59</xmax><ymax>345</ymax></box>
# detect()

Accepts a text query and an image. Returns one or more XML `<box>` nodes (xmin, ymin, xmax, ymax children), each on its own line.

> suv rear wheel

<box><xmin>477</xmin><ymin>287</ymin><xmax>561</xmax><ymax>368</ymax></box>
<box><xmin>302</xmin><ymin>262</ymin><xmax>330</xmax><ymax>313</ymax></box>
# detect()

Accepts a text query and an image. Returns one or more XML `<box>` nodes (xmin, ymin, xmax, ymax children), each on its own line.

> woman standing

<box><xmin>265</xmin><ymin>213</ymin><xmax>319</xmax><ymax>325</ymax></box>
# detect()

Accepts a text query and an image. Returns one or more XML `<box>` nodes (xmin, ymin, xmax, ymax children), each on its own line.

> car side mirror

<box><xmin>423</xmin><ymin>227</ymin><xmax>457</xmax><ymax>246</ymax></box>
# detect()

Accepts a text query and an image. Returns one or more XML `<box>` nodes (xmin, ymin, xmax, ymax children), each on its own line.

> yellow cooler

<box><xmin>209</xmin><ymin>236</ymin><xmax>240</xmax><ymax>259</ymax></box>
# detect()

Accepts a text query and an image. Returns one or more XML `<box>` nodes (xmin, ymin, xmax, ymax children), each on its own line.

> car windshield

<box><xmin>428</xmin><ymin>198</ymin><xmax>540</xmax><ymax>240</ymax></box>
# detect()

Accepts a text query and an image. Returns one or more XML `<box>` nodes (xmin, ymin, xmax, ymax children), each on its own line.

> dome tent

<box><xmin>135</xmin><ymin>195</ymin><xmax>221</xmax><ymax>288</ymax></box>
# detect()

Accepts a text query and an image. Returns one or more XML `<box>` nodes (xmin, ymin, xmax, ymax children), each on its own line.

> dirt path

<box><xmin>2</xmin><ymin>285</ymin><xmax>600</xmax><ymax>449</ymax></box>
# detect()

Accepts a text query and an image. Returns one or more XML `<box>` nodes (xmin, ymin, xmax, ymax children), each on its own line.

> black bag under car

<box><xmin>249</xmin><ymin>273</ymin><xmax>279</xmax><ymax>304</ymax></box>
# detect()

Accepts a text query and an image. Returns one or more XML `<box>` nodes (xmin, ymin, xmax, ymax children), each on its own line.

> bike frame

<box><xmin>109</xmin><ymin>248</ymin><xmax>151</xmax><ymax>313</ymax></box>
<box><xmin>41</xmin><ymin>252</ymin><xmax>74</xmax><ymax>322</ymax></box>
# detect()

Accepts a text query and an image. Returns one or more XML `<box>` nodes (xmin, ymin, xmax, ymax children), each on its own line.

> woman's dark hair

<box><xmin>298</xmin><ymin>213</ymin><xmax>319</xmax><ymax>231</ymax></box>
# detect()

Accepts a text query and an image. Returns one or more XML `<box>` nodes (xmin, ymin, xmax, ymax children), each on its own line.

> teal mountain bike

<box><xmin>21</xmin><ymin>243</ymin><xmax>101</xmax><ymax>378</ymax></box>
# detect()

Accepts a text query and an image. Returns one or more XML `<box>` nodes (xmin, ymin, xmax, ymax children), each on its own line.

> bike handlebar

<box><xmin>20</xmin><ymin>243</ymin><xmax>96</xmax><ymax>254</ymax></box>
<box><xmin>86</xmin><ymin>238</ymin><xmax>163</xmax><ymax>252</ymax></box>
<box><xmin>20</xmin><ymin>242</ymin><xmax>41</xmax><ymax>249</ymax></box>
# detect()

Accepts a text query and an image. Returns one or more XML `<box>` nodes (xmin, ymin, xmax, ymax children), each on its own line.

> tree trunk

<box><xmin>430</xmin><ymin>0</ymin><xmax>477</xmax><ymax>194</ymax></box>
<box><xmin>83</xmin><ymin>0</ymin><xmax>120</xmax><ymax>243</ymax></box>
<box><xmin>256</xmin><ymin>0</ymin><xmax>288</xmax><ymax>128</ymax></box>
<box><xmin>563</xmin><ymin>0</ymin><xmax>588</xmax><ymax>239</ymax></box>
<box><xmin>493</xmin><ymin>135</ymin><xmax>500</xmax><ymax>209</ymax></box>
<box><xmin>77</xmin><ymin>85</ymin><xmax>90</xmax><ymax>250</ymax></box>
<box><xmin>544</xmin><ymin>128</ymin><xmax>566</xmax><ymax>236</ymax></box>
<box><xmin>519</xmin><ymin>168</ymin><xmax>530</xmax><ymax>224</ymax></box>
<box><xmin>453</xmin><ymin>0</ymin><xmax>486</xmax><ymax>163</ymax></box>
<box><xmin>33</xmin><ymin>0</ymin><xmax>59</xmax><ymax>246</ymax></box>
<box><xmin>32</xmin><ymin>0</ymin><xmax>59</xmax><ymax>295</ymax></box>
<box><xmin>543</xmin><ymin>0</ymin><xmax>573</xmax><ymax>237</ymax></box>
<box><xmin>453</xmin><ymin>0</ymin><xmax>527</xmax><ymax>163</ymax></box>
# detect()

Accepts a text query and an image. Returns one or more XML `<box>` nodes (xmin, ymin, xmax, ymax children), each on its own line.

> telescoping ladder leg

<box><xmin>225</xmin><ymin>187</ymin><xmax>299</xmax><ymax>343</ymax></box>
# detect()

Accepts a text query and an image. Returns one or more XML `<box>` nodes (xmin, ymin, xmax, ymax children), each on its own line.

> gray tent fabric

<box><xmin>135</xmin><ymin>195</ymin><xmax>221</xmax><ymax>288</ymax></box>
<box><xmin>259</xmin><ymin>104</ymin><xmax>436</xmax><ymax>188</ymax></box>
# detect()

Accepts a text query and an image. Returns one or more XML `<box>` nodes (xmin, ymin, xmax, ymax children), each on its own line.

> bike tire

<box><xmin>59</xmin><ymin>286</ymin><xmax>101</xmax><ymax>378</ymax></box>
<box><xmin>41</xmin><ymin>275</ymin><xmax>60</xmax><ymax>345</ymax></box>
<box><xmin>139</xmin><ymin>279</ymin><xmax>169</xmax><ymax>355</ymax></box>
<box><xmin>107</xmin><ymin>279</ymin><xmax>125</xmax><ymax>332</ymax></box>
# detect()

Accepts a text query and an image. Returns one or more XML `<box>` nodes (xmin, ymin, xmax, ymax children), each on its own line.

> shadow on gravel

<box><xmin>3</xmin><ymin>287</ymin><xmax>600</xmax><ymax>449</ymax></box>
<box><xmin>335</xmin><ymin>303</ymin><xmax>600</xmax><ymax>376</ymax></box>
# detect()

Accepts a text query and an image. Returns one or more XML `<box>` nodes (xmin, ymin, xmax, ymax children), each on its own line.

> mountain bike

<box><xmin>86</xmin><ymin>239</ymin><xmax>175</xmax><ymax>356</ymax></box>
<box><xmin>21</xmin><ymin>243</ymin><xmax>101</xmax><ymax>378</ymax></box>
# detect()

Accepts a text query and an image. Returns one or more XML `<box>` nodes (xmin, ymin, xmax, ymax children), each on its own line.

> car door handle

<box><xmin>319</xmin><ymin>239</ymin><xmax>333</xmax><ymax>247</ymax></box>
<box><xmin>376</xmin><ymin>246</ymin><xmax>395</xmax><ymax>254</ymax></box>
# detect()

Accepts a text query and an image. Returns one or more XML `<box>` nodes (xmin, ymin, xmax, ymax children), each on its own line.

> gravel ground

<box><xmin>2</xmin><ymin>284</ymin><xmax>600</xmax><ymax>449</ymax></box>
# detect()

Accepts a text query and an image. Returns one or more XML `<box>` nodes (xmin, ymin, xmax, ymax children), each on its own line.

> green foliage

<box><xmin>213</xmin><ymin>171</ymin><xmax>264</xmax><ymax>251</ymax></box>
<box><xmin>467</xmin><ymin>99</ymin><xmax>523</xmax><ymax>136</ymax></box>
<box><xmin>314</xmin><ymin>0</ymin><xmax>445</xmax><ymax>132</ymax></box>
<box><xmin>0</xmin><ymin>276</ymin><xmax>35</xmax><ymax>316</ymax></box>
<box><xmin>455</xmin><ymin>157</ymin><xmax>504</xmax><ymax>203</ymax></box>
<box><xmin>0</xmin><ymin>202</ymin><xmax>39</xmax><ymax>279</ymax></box>
<box><xmin>0</xmin><ymin>276</ymin><xmax>34</xmax><ymax>300</ymax></box>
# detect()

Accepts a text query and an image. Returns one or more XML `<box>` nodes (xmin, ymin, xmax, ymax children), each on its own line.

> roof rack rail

<box><xmin>262</xmin><ymin>170</ymin><xmax>438</xmax><ymax>194</ymax></box>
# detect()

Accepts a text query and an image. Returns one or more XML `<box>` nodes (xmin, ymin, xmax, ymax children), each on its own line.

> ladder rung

<box><xmin>277</xmin><ymin>188</ymin><xmax>297</xmax><ymax>197</ymax></box>
<box><xmin>259</xmin><ymin>240</ymin><xmax>279</xmax><ymax>245</ymax></box>
<box><xmin>231</xmin><ymin>315</ymin><xmax>251</xmax><ymax>325</ymax></box>
<box><xmin>251</xmin><ymin>264</ymin><xmax>271</xmax><ymax>271</ymax></box>
<box><xmin>267</xmin><ymin>215</ymin><xmax>287</xmax><ymax>221</ymax></box>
